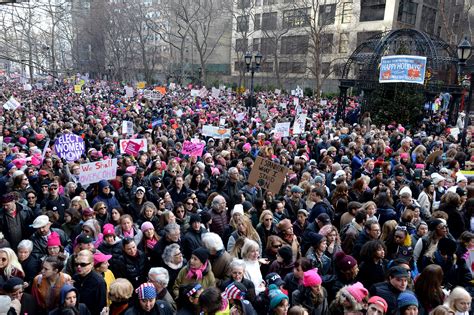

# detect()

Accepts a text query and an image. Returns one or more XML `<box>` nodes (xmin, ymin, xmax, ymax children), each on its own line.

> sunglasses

<box><xmin>186</xmin><ymin>202</ymin><xmax>194</xmax><ymax>205</ymax></box>
<box><xmin>98</xmin><ymin>207</ymin><xmax>107</xmax><ymax>210</ymax></box>
<box><xmin>272</xmin><ymin>244</ymin><xmax>282</xmax><ymax>249</ymax></box>
<box><xmin>75</xmin><ymin>262</ymin><xmax>91</xmax><ymax>268</ymax></box>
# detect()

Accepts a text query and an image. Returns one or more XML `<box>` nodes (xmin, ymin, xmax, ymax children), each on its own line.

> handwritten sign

<box><xmin>293</xmin><ymin>114</ymin><xmax>307</xmax><ymax>134</ymax></box>
<box><xmin>124</xmin><ymin>86</ymin><xmax>134</xmax><ymax>98</ymax></box>
<box><xmin>379</xmin><ymin>55</ymin><xmax>427</xmax><ymax>84</ymax></box>
<box><xmin>74</xmin><ymin>85</ymin><xmax>82</xmax><ymax>94</ymax></box>
<box><xmin>182</xmin><ymin>141</ymin><xmax>205</xmax><ymax>157</ymax></box>
<box><xmin>248</xmin><ymin>156</ymin><xmax>288</xmax><ymax>194</ymax></box>
<box><xmin>3</xmin><ymin>96</ymin><xmax>21</xmax><ymax>110</ymax></box>
<box><xmin>119</xmin><ymin>139</ymin><xmax>148</xmax><ymax>154</ymax></box>
<box><xmin>202</xmin><ymin>125</ymin><xmax>231</xmax><ymax>139</ymax></box>
<box><xmin>274</xmin><ymin>122</ymin><xmax>291</xmax><ymax>137</ymax></box>
<box><xmin>79</xmin><ymin>159</ymin><xmax>118</xmax><ymax>185</ymax></box>
<box><xmin>136</xmin><ymin>81</ymin><xmax>146</xmax><ymax>89</ymax></box>
<box><xmin>54</xmin><ymin>134</ymin><xmax>85</xmax><ymax>162</ymax></box>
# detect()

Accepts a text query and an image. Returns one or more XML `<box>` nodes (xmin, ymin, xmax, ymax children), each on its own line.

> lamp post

<box><xmin>244</xmin><ymin>51</ymin><xmax>262</xmax><ymax>117</ymax></box>
<box><xmin>107</xmin><ymin>64</ymin><xmax>113</xmax><ymax>81</ymax></box>
<box><xmin>457</xmin><ymin>37</ymin><xmax>473</xmax><ymax>148</ymax></box>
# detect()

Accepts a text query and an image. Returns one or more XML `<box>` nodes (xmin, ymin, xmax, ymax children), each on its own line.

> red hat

<box><xmin>19</xmin><ymin>137</ymin><xmax>27</xmax><ymax>145</ymax></box>
<box><xmin>47</xmin><ymin>232</ymin><xmax>61</xmax><ymax>247</ymax></box>
<box><xmin>368</xmin><ymin>296</ymin><xmax>388</xmax><ymax>313</ymax></box>
<box><xmin>39</xmin><ymin>170</ymin><xmax>49</xmax><ymax>176</ymax></box>
<box><xmin>82</xmin><ymin>208</ymin><xmax>94</xmax><ymax>217</ymax></box>
<box><xmin>35</xmin><ymin>134</ymin><xmax>45</xmax><ymax>141</ymax></box>
<box><xmin>103</xmin><ymin>223</ymin><xmax>115</xmax><ymax>236</ymax></box>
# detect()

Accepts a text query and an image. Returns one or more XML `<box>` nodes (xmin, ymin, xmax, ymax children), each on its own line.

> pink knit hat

<box><xmin>302</xmin><ymin>268</ymin><xmax>322</xmax><ymax>287</ymax></box>
<box><xmin>346</xmin><ymin>282</ymin><xmax>368</xmax><ymax>303</ymax></box>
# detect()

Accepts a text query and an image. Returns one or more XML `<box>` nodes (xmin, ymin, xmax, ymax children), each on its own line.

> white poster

<box><xmin>79</xmin><ymin>159</ymin><xmax>118</xmax><ymax>185</ymax></box>
<box><xmin>293</xmin><ymin>114</ymin><xmax>307</xmax><ymax>134</ymax></box>
<box><xmin>124</xmin><ymin>86</ymin><xmax>134</xmax><ymax>98</ymax></box>
<box><xmin>3</xmin><ymin>96</ymin><xmax>21</xmax><ymax>110</ymax></box>
<box><xmin>274</xmin><ymin>122</ymin><xmax>291</xmax><ymax>137</ymax></box>
<box><xmin>122</xmin><ymin>121</ymin><xmax>134</xmax><ymax>135</ymax></box>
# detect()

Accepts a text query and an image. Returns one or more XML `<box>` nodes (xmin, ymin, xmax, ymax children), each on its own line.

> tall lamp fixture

<box><xmin>244</xmin><ymin>51</ymin><xmax>262</xmax><ymax>117</ymax></box>
<box><xmin>457</xmin><ymin>37</ymin><xmax>472</xmax><ymax>148</ymax></box>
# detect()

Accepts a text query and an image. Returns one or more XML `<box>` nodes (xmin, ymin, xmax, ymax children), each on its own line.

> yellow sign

<box><xmin>137</xmin><ymin>82</ymin><xmax>146</xmax><ymax>89</ymax></box>
<box><xmin>79</xmin><ymin>79</ymin><xmax>85</xmax><ymax>86</ymax></box>
<box><xmin>74</xmin><ymin>85</ymin><xmax>82</xmax><ymax>94</ymax></box>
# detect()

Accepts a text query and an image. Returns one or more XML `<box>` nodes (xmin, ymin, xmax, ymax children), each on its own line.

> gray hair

<box><xmin>241</xmin><ymin>239</ymin><xmax>259</xmax><ymax>260</ymax></box>
<box><xmin>201</xmin><ymin>232</ymin><xmax>224</xmax><ymax>252</ymax></box>
<box><xmin>230</xmin><ymin>259</ymin><xmax>246</xmax><ymax>271</ymax></box>
<box><xmin>164</xmin><ymin>223</ymin><xmax>180</xmax><ymax>235</ymax></box>
<box><xmin>212</xmin><ymin>195</ymin><xmax>225</xmax><ymax>209</ymax></box>
<box><xmin>17</xmin><ymin>239</ymin><xmax>33</xmax><ymax>252</ymax></box>
<box><xmin>162</xmin><ymin>243</ymin><xmax>180</xmax><ymax>264</ymax></box>
<box><xmin>148</xmin><ymin>267</ymin><xmax>169</xmax><ymax>287</ymax></box>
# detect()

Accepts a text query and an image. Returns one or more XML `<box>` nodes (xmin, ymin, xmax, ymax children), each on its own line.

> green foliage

<box><xmin>304</xmin><ymin>87</ymin><xmax>313</xmax><ymax>97</ymax></box>
<box><xmin>365</xmin><ymin>83</ymin><xmax>425</xmax><ymax>125</ymax></box>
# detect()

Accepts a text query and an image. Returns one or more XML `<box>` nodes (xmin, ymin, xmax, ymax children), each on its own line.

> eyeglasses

<box><xmin>437</xmin><ymin>224</ymin><xmax>447</xmax><ymax>230</ymax></box>
<box><xmin>186</xmin><ymin>202</ymin><xmax>194</xmax><ymax>205</ymax></box>
<box><xmin>98</xmin><ymin>207</ymin><xmax>107</xmax><ymax>210</ymax></box>
<box><xmin>75</xmin><ymin>262</ymin><xmax>91</xmax><ymax>268</ymax></box>
<box><xmin>264</xmin><ymin>218</ymin><xmax>273</xmax><ymax>221</ymax></box>
<box><xmin>27</xmin><ymin>196</ymin><xmax>36</xmax><ymax>199</ymax></box>
<box><xmin>49</xmin><ymin>186</ymin><xmax>58</xmax><ymax>190</ymax></box>
<box><xmin>272</xmin><ymin>244</ymin><xmax>282</xmax><ymax>249</ymax></box>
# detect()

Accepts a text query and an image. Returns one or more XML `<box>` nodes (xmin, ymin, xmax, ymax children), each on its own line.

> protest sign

<box><xmin>293</xmin><ymin>113</ymin><xmax>307</xmax><ymax>134</ymax></box>
<box><xmin>450</xmin><ymin>127</ymin><xmax>460</xmax><ymax>139</ymax></box>
<box><xmin>219</xmin><ymin>117</ymin><xmax>226</xmax><ymax>126</ymax></box>
<box><xmin>155</xmin><ymin>86</ymin><xmax>166</xmax><ymax>95</ymax></box>
<box><xmin>122</xmin><ymin>121</ymin><xmax>133</xmax><ymax>135</ymax></box>
<box><xmin>136</xmin><ymin>81</ymin><xmax>146</xmax><ymax>89</ymax></box>
<box><xmin>182</xmin><ymin>141</ymin><xmax>205</xmax><ymax>157</ymax></box>
<box><xmin>190</xmin><ymin>89</ymin><xmax>200</xmax><ymax>97</ymax></box>
<box><xmin>379</xmin><ymin>55</ymin><xmax>427</xmax><ymax>84</ymax></box>
<box><xmin>3</xmin><ymin>96</ymin><xmax>21</xmax><ymax>110</ymax></box>
<box><xmin>211</xmin><ymin>87</ymin><xmax>220</xmax><ymax>98</ymax></box>
<box><xmin>23</xmin><ymin>84</ymin><xmax>32</xmax><ymax>91</ymax></box>
<box><xmin>199</xmin><ymin>86</ymin><xmax>208</xmax><ymax>98</ymax></box>
<box><xmin>125</xmin><ymin>140</ymin><xmax>141</xmax><ymax>157</ymax></box>
<box><xmin>74</xmin><ymin>85</ymin><xmax>82</xmax><ymax>94</ymax></box>
<box><xmin>119</xmin><ymin>139</ymin><xmax>148</xmax><ymax>154</ymax></box>
<box><xmin>124</xmin><ymin>86</ymin><xmax>134</xmax><ymax>98</ymax></box>
<box><xmin>248</xmin><ymin>156</ymin><xmax>288</xmax><ymax>194</ymax></box>
<box><xmin>274</xmin><ymin>122</ymin><xmax>291</xmax><ymax>137</ymax></box>
<box><xmin>54</xmin><ymin>134</ymin><xmax>85</xmax><ymax>162</ymax></box>
<box><xmin>274</xmin><ymin>89</ymin><xmax>281</xmax><ymax>95</ymax></box>
<box><xmin>202</xmin><ymin>125</ymin><xmax>231</xmax><ymax>139</ymax></box>
<box><xmin>235</xmin><ymin>112</ymin><xmax>246</xmax><ymax>122</ymax></box>
<box><xmin>79</xmin><ymin>158</ymin><xmax>118</xmax><ymax>185</ymax></box>
<box><xmin>468</xmin><ymin>249</ymin><xmax>474</xmax><ymax>277</ymax></box>
<box><xmin>42</xmin><ymin>139</ymin><xmax>50</xmax><ymax>158</ymax></box>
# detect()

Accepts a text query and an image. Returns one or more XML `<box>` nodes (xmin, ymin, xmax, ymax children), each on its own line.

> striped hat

<box><xmin>223</xmin><ymin>282</ymin><xmax>246</xmax><ymax>300</ymax></box>
<box><xmin>136</xmin><ymin>282</ymin><xmax>156</xmax><ymax>300</ymax></box>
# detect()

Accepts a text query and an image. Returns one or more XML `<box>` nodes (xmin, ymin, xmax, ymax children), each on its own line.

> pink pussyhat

<box><xmin>346</xmin><ymin>282</ymin><xmax>368</xmax><ymax>303</ymax></box>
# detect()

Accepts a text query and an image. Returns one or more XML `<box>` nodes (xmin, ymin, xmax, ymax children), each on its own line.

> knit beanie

<box><xmin>302</xmin><ymin>268</ymin><xmax>322</xmax><ymax>287</ymax></box>
<box><xmin>136</xmin><ymin>282</ymin><xmax>157</xmax><ymax>300</ymax></box>
<box><xmin>140</xmin><ymin>221</ymin><xmax>154</xmax><ymax>233</ymax></box>
<box><xmin>278</xmin><ymin>246</ymin><xmax>293</xmax><ymax>263</ymax></box>
<box><xmin>428</xmin><ymin>219</ymin><xmax>444</xmax><ymax>232</ymax></box>
<box><xmin>192</xmin><ymin>247</ymin><xmax>209</xmax><ymax>264</ymax></box>
<box><xmin>346</xmin><ymin>282</ymin><xmax>368</xmax><ymax>303</ymax></box>
<box><xmin>189</xmin><ymin>213</ymin><xmax>202</xmax><ymax>224</ymax></box>
<box><xmin>268</xmin><ymin>284</ymin><xmax>288</xmax><ymax>310</ymax></box>
<box><xmin>103</xmin><ymin>223</ymin><xmax>116</xmax><ymax>236</ymax></box>
<box><xmin>307</xmin><ymin>232</ymin><xmax>324</xmax><ymax>246</ymax></box>
<box><xmin>397</xmin><ymin>291</ymin><xmax>418</xmax><ymax>309</ymax></box>
<box><xmin>368</xmin><ymin>296</ymin><xmax>388</xmax><ymax>313</ymax></box>
<box><xmin>47</xmin><ymin>232</ymin><xmax>61</xmax><ymax>247</ymax></box>
<box><xmin>334</xmin><ymin>251</ymin><xmax>357</xmax><ymax>272</ymax></box>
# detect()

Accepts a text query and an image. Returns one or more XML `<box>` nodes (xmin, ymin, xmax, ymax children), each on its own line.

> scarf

<box><xmin>186</xmin><ymin>260</ymin><xmax>208</xmax><ymax>280</ymax></box>
<box><xmin>123</xmin><ymin>228</ymin><xmax>134</xmax><ymax>238</ymax></box>
<box><xmin>146</xmin><ymin>238</ymin><xmax>157</xmax><ymax>249</ymax></box>
<box><xmin>165</xmin><ymin>261</ymin><xmax>183</xmax><ymax>270</ymax></box>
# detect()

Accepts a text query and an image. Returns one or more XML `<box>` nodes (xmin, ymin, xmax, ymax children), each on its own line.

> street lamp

<box><xmin>244</xmin><ymin>51</ymin><xmax>262</xmax><ymax>117</ymax></box>
<box><xmin>107</xmin><ymin>64</ymin><xmax>113</xmax><ymax>81</ymax></box>
<box><xmin>457</xmin><ymin>37</ymin><xmax>473</xmax><ymax>148</ymax></box>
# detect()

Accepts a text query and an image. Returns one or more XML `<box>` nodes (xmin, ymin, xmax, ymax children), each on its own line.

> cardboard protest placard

<box><xmin>274</xmin><ymin>122</ymin><xmax>291</xmax><ymax>137</ymax></box>
<box><xmin>190</xmin><ymin>89</ymin><xmax>200</xmax><ymax>97</ymax></box>
<box><xmin>119</xmin><ymin>139</ymin><xmax>148</xmax><ymax>154</ymax></box>
<box><xmin>467</xmin><ymin>249</ymin><xmax>474</xmax><ymax>277</ymax></box>
<box><xmin>248</xmin><ymin>156</ymin><xmax>288</xmax><ymax>194</ymax></box>
<box><xmin>211</xmin><ymin>87</ymin><xmax>220</xmax><ymax>98</ymax></box>
<box><xmin>182</xmin><ymin>141</ymin><xmax>205</xmax><ymax>157</ymax></box>
<box><xmin>293</xmin><ymin>114</ymin><xmax>307</xmax><ymax>134</ymax></box>
<box><xmin>155</xmin><ymin>86</ymin><xmax>166</xmax><ymax>95</ymax></box>
<box><xmin>235</xmin><ymin>112</ymin><xmax>246</xmax><ymax>122</ymax></box>
<box><xmin>42</xmin><ymin>139</ymin><xmax>50</xmax><ymax>158</ymax></box>
<box><xmin>125</xmin><ymin>140</ymin><xmax>141</xmax><ymax>157</ymax></box>
<box><xmin>74</xmin><ymin>85</ymin><xmax>82</xmax><ymax>94</ymax></box>
<box><xmin>54</xmin><ymin>134</ymin><xmax>85</xmax><ymax>162</ymax></box>
<box><xmin>79</xmin><ymin>158</ymin><xmax>118</xmax><ymax>185</ymax></box>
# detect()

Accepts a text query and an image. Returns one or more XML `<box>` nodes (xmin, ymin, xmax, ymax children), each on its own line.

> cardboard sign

<box><xmin>136</xmin><ymin>81</ymin><xmax>146</xmax><ymax>89</ymax></box>
<box><xmin>74</xmin><ymin>85</ymin><xmax>82</xmax><ymax>94</ymax></box>
<box><xmin>119</xmin><ymin>139</ymin><xmax>148</xmax><ymax>154</ymax></box>
<box><xmin>182</xmin><ymin>141</ymin><xmax>205</xmax><ymax>157</ymax></box>
<box><xmin>293</xmin><ymin>114</ymin><xmax>307</xmax><ymax>134</ymax></box>
<box><xmin>155</xmin><ymin>86</ymin><xmax>166</xmax><ymax>95</ymax></box>
<box><xmin>211</xmin><ymin>87</ymin><xmax>220</xmax><ymax>98</ymax></box>
<box><xmin>248</xmin><ymin>156</ymin><xmax>288</xmax><ymax>194</ymax></box>
<box><xmin>201</xmin><ymin>125</ymin><xmax>231</xmax><ymax>139</ymax></box>
<box><xmin>124</xmin><ymin>140</ymin><xmax>141</xmax><ymax>156</ymax></box>
<box><xmin>274</xmin><ymin>122</ymin><xmax>291</xmax><ymax>137</ymax></box>
<box><xmin>54</xmin><ymin>134</ymin><xmax>85</xmax><ymax>162</ymax></box>
<box><xmin>191</xmin><ymin>89</ymin><xmax>200</xmax><ymax>97</ymax></box>
<box><xmin>3</xmin><ymin>96</ymin><xmax>21</xmax><ymax>110</ymax></box>
<box><xmin>79</xmin><ymin>158</ymin><xmax>118</xmax><ymax>185</ymax></box>
<box><xmin>122</xmin><ymin>121</ymin><xmax>134</xmax><ymax>135</ymax></box>
<box><xmin>42</xmin><ymin>139</ymin><xmax>50</xmax><ymax>158</ymax></box>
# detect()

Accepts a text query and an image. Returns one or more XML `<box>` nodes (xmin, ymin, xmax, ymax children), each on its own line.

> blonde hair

<box><xmin>109</xmin><ymin>278</ymin><xmax>134</xmax><ymax>302</ymax></box>
<box><xmin>0</xmin><ymin>248</ymin><xmax>24</xmax><ymax>278</ymax></box>
<box><xmin>71</xmin><ymin>196</ymin><xmax>90</xmax><ymax>209</ymax></box>
<box><xmin>241</xmin><ymin>239</ymin><xmax>259</xmax><ymax>260</ymax></box>
<box><xmin>445</xmin><ymin>287</ymin><xmax>471</xmax><ymax>312</ymax></box>
<box><xmin>380</xmin><ymin>220</ymin><xmax>398</xmax><ymax>241</ymax></box>
<box><xmin>235</xmin><ymin>216</ymin><xmax>261</xmax><ymax>244</ymax></box>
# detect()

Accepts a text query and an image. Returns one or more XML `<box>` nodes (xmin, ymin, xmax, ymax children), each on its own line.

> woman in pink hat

<box><xmin>93</xmin><ymin>251</ymin><xmax>116</xmax><ymax>306</ymax></box>
<box><xmin>292</xmin><ymin>268</ymin><xmax>329</xmax><ymax>315</ymax></box>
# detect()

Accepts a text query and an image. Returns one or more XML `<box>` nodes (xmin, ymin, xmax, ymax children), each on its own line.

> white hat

<box><xmin>399</xmin><ymin>186</ymin><xmax>412</xmax><ymax>197</ymax></box>
<box><xmin>431</xmin><ymin>173</ymin><xmax>445</xmax><ymax>185</ymax></box>
<box><xmin>231</xmin><ymin>204</ymin><xmax>244</xmax><ymax>217</ymax></box>
<box><xmin>457</xmin><ymin>173</ymin><xmax>467</xmax><ymax>183</ymax></box>
<box><xmin>334</xmin><ymin>170</ymin><xmax>346</xmax><ymax>179</ymax></box>
<box><xmin>30</xmin><ymin>215</ymin><xmax>50</xmax><ymax>229</ymax></box>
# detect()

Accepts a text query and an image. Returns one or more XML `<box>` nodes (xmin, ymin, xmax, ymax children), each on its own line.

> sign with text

<box><xmin>74</xmin><ymin>85</ymin><xmax>82</xmax><ymax>94</ymax></box>
<box><xmin>274</xmin><ymin>122</ymin><xmax>291</xmax><ymax>137</ymax></box>
<box><xmin>3</xmin><ymin>96</ymin><xmax>21</xmax><ymax>110</ymax></box>
<box><xmin>54</xmin><ymin>134</ymin><xmax>85</xmax><ymax>162</ymax></box>
<box><xmin>248</xmin><ymin>156</ymin><xmax>288</xmax><ymax>194</ymax></box>
<box><xmin>122</xmin><ymin>121</ymin><xmax>134</xmax><ymax>135</ymax></box>
<box><xmin>379</xmin><ymin>55</ymin><xmax>427</xmax><ymax>84</ymax></box>
<box><xmin>119</xmin><ymin>139</ymin><xmax>148</xmax><ymax>154</ymax></box>
<box><xmin>293</xmin><ymin>113</ymin><xmax>307</xmax><ymax>134</ymax></box>
<box><xmin>124</xmin><ymin>140</ymin><xmax>141</xmax><ymax>156</ymax></box>
<box><xmin>124</xmin><ymin>86</ymin><xmax>134</xmax><ymax>98</ymax></box>
<box><xmin>182</xmin><ymin>141</ymin><xmax>205</xmax><ymax>157</ymax></box>
<box><xmin>79</xmin><ymin>159</ymin><xmax>118</xmax><ymax>185</ymax></box>
<box><xmin>202</xmin><ymin>125</ymin><xmax>231</xmax><ymax>139</ymax></box>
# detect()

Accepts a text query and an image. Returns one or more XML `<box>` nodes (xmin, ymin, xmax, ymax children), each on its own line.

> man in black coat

<box><xmin>29</xmin><ymin>215</ymin><xmax>69</xmax><ymax>259</ymax></box>
<box><xmin>0</xmin><ymin>193</ymin><xmax>34</xmax><ymax>250</ymax></box>
<box><xmin>181</xmin><ymin>214</ymin><xmax>207</xmax><ymax>260</ymax></box>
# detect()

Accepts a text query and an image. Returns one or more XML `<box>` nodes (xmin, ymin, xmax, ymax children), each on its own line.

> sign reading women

<box><xmin>54</xmin><ymin>134</ymin><xmax>85</xmax><ymax>162</ymax></box>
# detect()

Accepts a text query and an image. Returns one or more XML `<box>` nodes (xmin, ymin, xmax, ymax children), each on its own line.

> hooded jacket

<box><xmin>92</xmin><ymin>180</ymin><xmax>121</xmax><ymax>210</ymax></box>
<box><xmin>49</xmin><ymin>284</ymin><xmax>91</xmax><ymax>315</ymax></box>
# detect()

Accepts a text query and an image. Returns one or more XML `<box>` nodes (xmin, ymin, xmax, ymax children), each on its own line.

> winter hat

<box><xmin>268</xmin><ymin>284</ymin><xmax>289</xmax><ymax>310</ymax></box>
<box><xmin>231</xmin><ymin>204</ymin><xmax>244</xmax><ymax>217</ymax></box>
<box><xmin>93</xmin><ymin>252</ymin><xmax>112</xmax><ymax>266</ymax></box>
<box><xmin>437</xmin><ymin>237</ymin><xmax>457</xmax><ymax>255</ymax></box>
<box><xmin>307</xmin><ymin>232</ymin><xmax>324</xmax><ymax>246</ymax></box>
<box><xmin>103</xmin><ymin>223</ymin><xmax>115</xmax><ymax>236</ymax></box>
<box><xmin>265</xmin><ymin>273</ymin><xmax>285</xmax><ymax>287</ymax></box>
<box><xmin>423</xmin><ymin>179</ymin><xmax>433</xmax><ymax>189</ymax></box>
<box><xmin>431</xmin><ymin>173</ymin><xmax>445</xmax><ymax>184</ymax></box>
<box><xmin>368</xmin><ymin>296</ymin><xmax>388</xmax><ymax>313</ymax></box>
<box><xmin>47</xmin><ymin>232</ymin><xmax>61</xmax><ymax>247</ymax></box>
<box><xmin>192</xmin><ymin>247</ymin><xmax>209</xmax><ymax>264</ymax></box>
<box><xmin>98</xmin><ymin>180</ymin><xmax>110</xmax><ymax>190</ymax></box>
<box><xmin>140</xmin><ymin>221</ymin><xmax>154</xmax><ymax>233</ymax></box>
<box><xmin>1</xmin><ymin>193</ymin><xmax>16</xmax><ymax>204</ymax></box>
<box><xmin>456</xmin><ymin>173</ymin><xmax>467</xmax><ymax>183</ymax></box>
<box><xmin>223</xmin><ymin>281</ymin><xmax>247</xmax><ymax>300</ymax></box>
<box><xmin>136</xmin><ymin>282</ymin><xmax>157</xmax><ymax>300</ymax></box>
<box><xmin>397</xmin><ymin>291</ymin><xmax>418</xmax><ymax>309</ymax></box>
<box><xmin>199</xmin><ymin>211</ymin><xmax>212</xmax><ymax>224</ymax></box>
<box><xmin>277</xmin><ymin>246</ymin><xmax>293</xmax><ymax>263</ymax></box>
<box><xmin>428</xmin><ymin>218</ymin><xmax>444</xmax><ymax>232</ymax></box>
<box><xmin>346</xmin><ymin>282</ymin><xmax>368</xmax><ymax>303</ymax></box>
<box><xmin>334</xmin><ymin>251</ymin><xmax>357</xmax><ymax>272</ymax></box>
<box><xmin>189</xmin><ymin>213</ymin><xmax>201</xmax><ymax>224</ymax></box>
<box><xmin>399</xmin><ymin>186</ymin><xmax>412</xmax><ymax>197</ymax></box>
<box><xmin>302</xmin><ymin>268</ymin><xmax>322</xmax><ymax>287</ymax></box>
<box><xmin>2</xmin><ymin>277</ymin><xmax>24</xmax><ymax>293</ymax></box>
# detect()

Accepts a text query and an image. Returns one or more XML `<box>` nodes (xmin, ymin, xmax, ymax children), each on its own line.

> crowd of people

<box><xmin>0</xmin><ymin>79</ymin><xmax>472</xmax><ymax>315</ymax></box>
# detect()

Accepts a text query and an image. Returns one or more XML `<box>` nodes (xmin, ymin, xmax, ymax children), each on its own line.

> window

<box><xmin>254</xmin><ymin>14</ymin><xmax>261</xmax><ymax>30</ymax></box>
<box><xmin>321</xmin><ymin>62</ymin><xmax>331</xmax><ymax>76</ymax></box>
<box><xmin>252</xmin><ymin>38</ymin><xmax>260</xmax><ymax>52</ymax></box>
<box><xmin>421</xmin><ymin>5</ymin><xmax>437</xmax><ymax>34</ymax></box>
<box><xmin>423</xmin><ymin>0</ymin><xmax>438</xmax><ymax>6</ymax></box>
<box><xmin>234</xmin><ymin>61</ymin><xmax>246</xmax><ymax>72</ymax></box>
<box><xmin>263</xmin><ymin>0</ymin><xmax>277</xmax><ymax>5</ymax></box>
<box><xmin>356</xmin><ymin>31</ymin><xmax>380</xmax><ymax>47</ymax></box>
<box><xmin>283</xmin><ymin>8</ymin><xmax>310</xmax><ymax>28</ymax></box>
<box><xmin>360</xmin><ymin>0</ymin><xmax>385</xmax><ymax>22</ymax></box>
<box><xmin>280</xmin><ymin>35</ymin><xmax>309</xmax><ymax>54</ymax></box>
<box><xmin>237</xmin><ymin>0</ymin><xmax>251</xmax><ymax>9</ymax></box>
<box><xmin>341</xmin><ymin>2</ymin><xmax>353</xmax><ymax>23</ymax></box>
<box><xmin>321</xmin><ymin>33</ymin><xmax>333</xmax><ymax>54</ymax></box>
<box><xmin>260</xmin><ymin>61</ymin><xmax>274</xmax><ymax>72</ymax></box>
<box><xmin>339</xmin><ymin>33</ymin><xmax>349</xmax><ymax>53</ymax></box>
<box><xmin>235</xmin><ymin>38</ymin><xmax>248</xmax><ymax>52</ymax></box>
<box><xmin>261</xmin><ymin>37</ymin><xmax>274</xmax><ymax>54</ymax></box>
<box><xmin>279</xmin><ymin>62</ymin><xmax>306</xmax><ymax>73</ymax></box>
<box><xmin>237</xmin><ymin>16</ymin><xmax>249</xmax><ymax>32</ymax></box>
<box><xmin>319</xmin><ymin>4</ymin><xmax>336</xmax><ymax>26</ymax></box>
<box><xmin>333</xmin><ymin>63</ymin><xmax>345</xmax><ymax>77</ymax></box>
<box><xmin>262</xmin><ymin>12</ymin><xmax>278</xmax><ymax>30</ymax></box>
<box><xmin>397</xmin><ymin>0</ymin><xmax>417</xmax><ymax>25</ymax></box>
